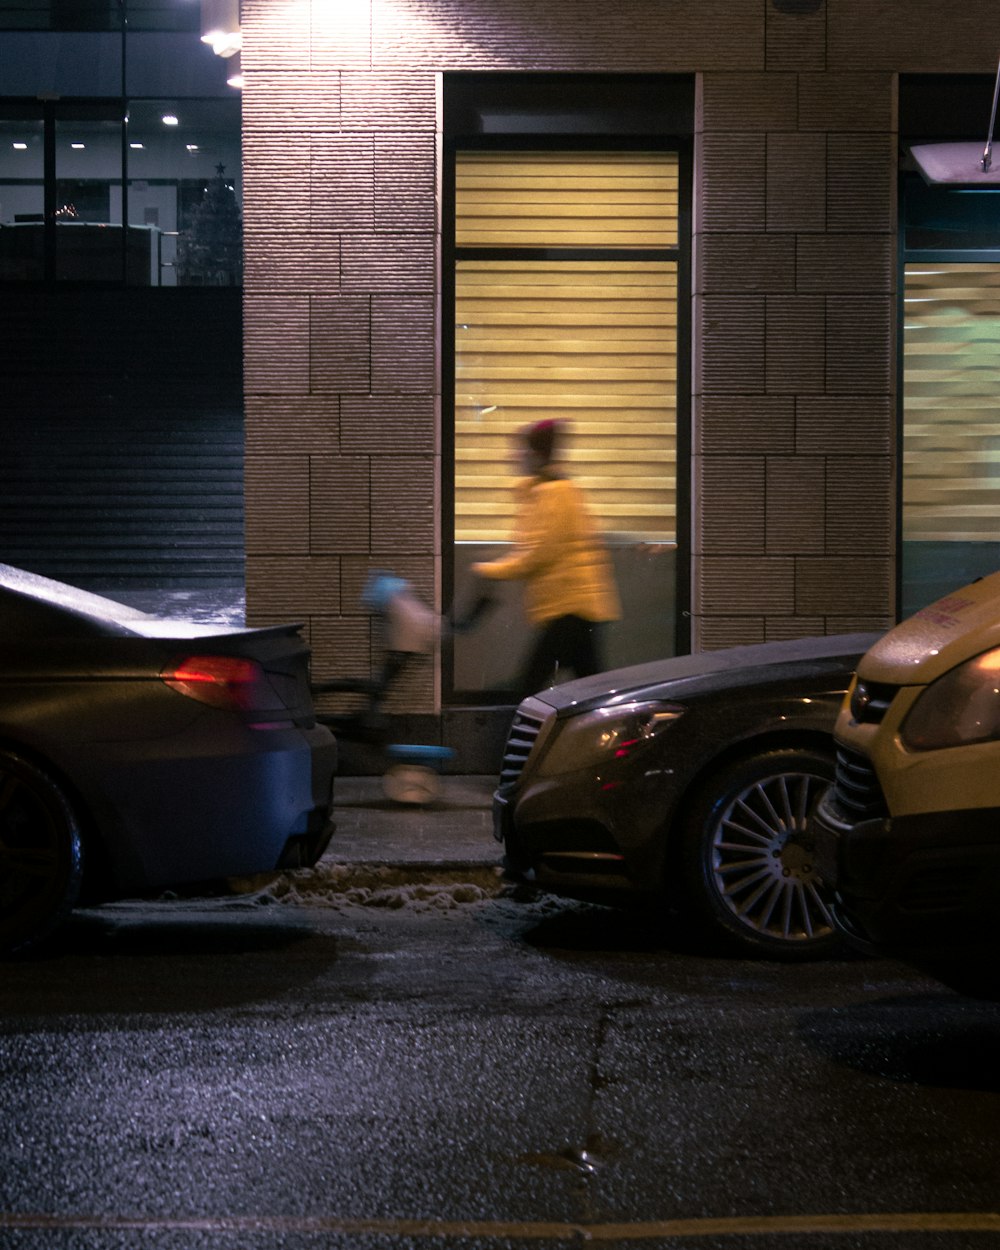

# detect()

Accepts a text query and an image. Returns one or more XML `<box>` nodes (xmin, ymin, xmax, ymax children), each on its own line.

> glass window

<box><xmin>451</xmin><ymin>150</ymin><xmax>681</xmax><ymax>697</ymax></box>
<box><xmin>0</xmin><ymin>97</ymin><xmax>240</xmax><ymax>286</ymax></box>
<box><xmin>900</xmin><ymin>171</ymin><xmax>1000</xmax><ymax>614</ymax></box>
<box><xmin>902</xmin><ymin>259</ymin><xmax>1000</xmax><ymax>614</ymax></box>
<box><xmin>0</xmin><ymin>115</ymin><xmax>43</xmax><ymax>279</ymax></box>
<box><xmin>128</xmin><ymin>98</ymin><xmax>242</xmax><ymax>287</ymax></box>
<box><xmin>0</xmin><ymin>2</ymin><xmax>240</xmax><ymax>286</ymax></box>
<box><xmin>54</xmin><ymin>110</ymin><xmax>124</xmax><ymax>281</ymax></box>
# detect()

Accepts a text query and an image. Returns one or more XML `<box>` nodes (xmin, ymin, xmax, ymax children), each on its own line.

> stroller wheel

<box><xmin>383</xmin><ymin>763</ymin><xmax>441</xmax><ymax>806</ymax></box>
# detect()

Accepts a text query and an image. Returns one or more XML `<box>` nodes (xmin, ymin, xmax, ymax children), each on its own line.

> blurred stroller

<box><xmin>311</xmin><ymin>571</ymin><xmax>492</xmax><ymax>804</ymax></box>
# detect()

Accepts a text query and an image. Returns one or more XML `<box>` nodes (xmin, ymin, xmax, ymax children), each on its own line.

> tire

<box><xmin>0</xmin><ymin>751</ymin><xmax>83</xmax><ymax>956</ymax></box>
<box><xmin>678</xmin><ymin>747</ymin><xmax>841</xmax><ymax>960</ymax></box>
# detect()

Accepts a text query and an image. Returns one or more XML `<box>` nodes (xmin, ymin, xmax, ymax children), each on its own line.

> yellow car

<box><xmin>813</xmin><ymin>570</ymin><xmax>1000</xmax><ymax>995</ymax></box>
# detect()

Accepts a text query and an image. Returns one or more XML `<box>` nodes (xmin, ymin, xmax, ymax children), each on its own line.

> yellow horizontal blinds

<box><xmin>904</xmin><ymin>262</ymin><xmax>1000</xmax><ymax>542</ymax></box>
<box><xmin>455</xmin><ymin>257</ymin><xmax>677</xmax><ymax>542</ymax></box>
<box><xmin>456</xmin><ymin>151</ymin><xmax>679</xmax><ymax>249</ymax></box>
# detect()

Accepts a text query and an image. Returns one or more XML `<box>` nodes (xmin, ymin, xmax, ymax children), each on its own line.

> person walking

<box><xmin>471</xmin><ymin>418</ymin><xmax>621</xmax><ymax>695</ymax></box>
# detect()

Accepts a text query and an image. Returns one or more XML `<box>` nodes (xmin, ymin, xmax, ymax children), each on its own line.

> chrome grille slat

<box><xmin>831</xmin><ymin>745</ymin><xmax>888</xmax><ymax>821</ymax></box>
<box><xmin>499</xmin><ymin>700</ymin><xmax>549</xmax><ymax>786</ymax></box>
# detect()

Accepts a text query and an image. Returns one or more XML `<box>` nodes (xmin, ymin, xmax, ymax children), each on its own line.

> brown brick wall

<box><xmin>241</xmin><ymin>0</ymin><xmax>995</xmax><ymax>708</ymax></box>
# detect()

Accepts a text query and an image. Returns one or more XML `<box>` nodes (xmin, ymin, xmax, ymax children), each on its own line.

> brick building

<box><xmin>2</xmin><ymin>1</ymin><xmax>999</xmax><ymax>768</ymax></box>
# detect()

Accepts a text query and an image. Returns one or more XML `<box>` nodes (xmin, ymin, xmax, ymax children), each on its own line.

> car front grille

<box><xmin>499</xmin><ymin>698</ymin><xmax>550</xmax><ymax>787</ymax></box>
<box><xmin>830</xmin><ymin>745</ymin><xmax>889</xmax><ymax>822</ymax></box>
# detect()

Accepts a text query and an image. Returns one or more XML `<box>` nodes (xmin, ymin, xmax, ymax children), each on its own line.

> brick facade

<box><xmin>240</xmin><ymin>0</ymin><xmax>997</xmax><ymax>712</ymax></box>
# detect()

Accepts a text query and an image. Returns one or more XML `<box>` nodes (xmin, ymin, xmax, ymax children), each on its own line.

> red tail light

<box><xmin>162</xmin><ymin>655</ymin><xmax>274</xmax><ymax>711</ymax></box>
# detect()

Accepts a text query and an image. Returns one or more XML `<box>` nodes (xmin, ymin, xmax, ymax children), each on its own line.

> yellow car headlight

<box><xmin>902</xmin><ymin>646</ymin><xmax>1000</xmax><ymax>750</ymax></box>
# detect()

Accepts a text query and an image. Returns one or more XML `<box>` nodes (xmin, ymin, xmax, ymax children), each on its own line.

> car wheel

<box><xmin>0</xmin><ymin>751</ymin><xmax>83</xmax><ymax>956</ymax></box>
<box><xmin>679</xmin><ymin>748</ymin><xmax>841</xmax><ymax>960</ymax></box>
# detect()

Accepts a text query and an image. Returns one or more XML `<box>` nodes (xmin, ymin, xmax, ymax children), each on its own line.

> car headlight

<box><xmin>536</xmin><ymin>700</ymin><xmax>685</xmax><ymax>777</ymax></box>
<box><xmin>901</xmin><ymin>647</ymin><xmax>1000</xmax><ymax>750</ymax></box>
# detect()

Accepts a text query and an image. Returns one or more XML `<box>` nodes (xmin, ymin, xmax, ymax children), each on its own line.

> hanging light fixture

<box><xmin>911</xmin><ymin>53</ymin><xmax>1000</xmax><ymax>185</ymax></box>
<box><xmin>201</xmin><ymin>0</ymin><xmax>241</xmax><ymax>59</ymax></box>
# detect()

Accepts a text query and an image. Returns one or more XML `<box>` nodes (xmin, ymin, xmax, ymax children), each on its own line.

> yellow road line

<box><xmin>1</xmin><ymin>1211</ymin><xmax>999</xmax><ymax>1239</ymax></box>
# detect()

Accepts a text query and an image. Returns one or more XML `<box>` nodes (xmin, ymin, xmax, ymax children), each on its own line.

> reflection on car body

<box><xmin>494</xmin><ymin>632</ymin><xmax>879</xmax><ymax>959</ymax></box>
<box><xmin>0</xmin><ymin>564</ymin><xmax>337</xmax><ymax>955</ymax></box>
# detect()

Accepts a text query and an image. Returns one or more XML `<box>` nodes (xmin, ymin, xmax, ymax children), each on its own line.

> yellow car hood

<box><xmin>860</xmin><ymin>570</ymin><xmax>1000</xmax><ymax>685</ymax></box>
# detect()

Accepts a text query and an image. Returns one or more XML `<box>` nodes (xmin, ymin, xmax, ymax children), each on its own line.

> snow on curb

<box><xmin>242</xmin><ymin>862</ymin><xmax>507</xmax><ymax>914</ymax></box>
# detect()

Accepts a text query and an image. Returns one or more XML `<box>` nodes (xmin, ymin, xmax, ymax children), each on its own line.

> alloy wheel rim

<box><xmin>709</xmin><ymin>771</ymin><xmax>833</xmax><ymax>944</ymax></box>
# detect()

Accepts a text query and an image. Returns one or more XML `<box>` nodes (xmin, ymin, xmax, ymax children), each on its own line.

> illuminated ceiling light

<box><xmin>129</xmin><ymin>142</ymin><xmax>144</xmax><ymax>150</ymax></box>
<box><xmin>201</xmin><ymin>0</ymin><xmax>241</xmax><ymax>58</ymax></box>
<box><xmin>911</xmin><ymin>52</ymin><xmax>1000</xmax><ymax>186</ymax></box>
<box><xmin>71</xmin><ymin>142</ymin><xmax>85</xmax><ymax>150</ymax></box>
<box><xmin>162</xmin><ymin>114</ymin><xmax>179</xmax><ymax>126</ymax></box>
<box><xmin>226</xmin><ymin>51</ymin><xmax>244</xmax><ymax>90</ymax></box>
<box><xmin>12</xmin><ymin>142</ymin><xmax>27</xmax><ymax>150</ymax></box>
<box><xmin>186</xmin><ymin>144</ymin><xmax>200</xmax><ymax>152</ymax></box>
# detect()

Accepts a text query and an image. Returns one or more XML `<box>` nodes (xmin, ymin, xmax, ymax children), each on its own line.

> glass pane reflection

<box><xmin>0</xmin><ymin>116</ymin><xmax>44</xmax><ymax>280</ymax></box>
<box><xmin>54</xmin><ymin>113</ymin><xmax>126</xmax><ymax>281</ymax></box>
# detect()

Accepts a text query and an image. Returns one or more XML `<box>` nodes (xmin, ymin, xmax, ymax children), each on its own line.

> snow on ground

<box><xmin>230</xmin><ymin>862</ymin><xmax>514</xmax><ymax>917</ymax></box>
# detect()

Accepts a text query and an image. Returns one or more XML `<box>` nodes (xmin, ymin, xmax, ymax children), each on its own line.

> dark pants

<box><xmin>518</xmin><ymin>614</ymin><xmax>605</xmax><ymax>696</ymax></box>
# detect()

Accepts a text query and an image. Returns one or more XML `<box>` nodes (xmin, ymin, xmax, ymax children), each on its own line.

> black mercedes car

<box><xmin>493</xmin><ymin>632</ymin><xmax>878</xmax><ymax>959</ymax></box>
<box><xmin>0</xmin><ymin>564</ymin><xmax>337</xmax><ymax>955</ymax></box>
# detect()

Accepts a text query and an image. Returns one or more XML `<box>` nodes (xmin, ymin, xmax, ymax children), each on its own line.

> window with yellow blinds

<box><xmin>454</xmin><ymin>151</ymin><xmax>678</xmax><ymax>545</ymax></box>
<box><xmin>904</xmin><ymin>261</ymin><xmax>1000</xmax><ymax>544</ymax></box>
<box><xmin>455</xmin><ymin>257</ymin><xmax>676</xmax><ymax>541</ymax></box>
<box><xmin>456</xmin><ymin>150</ymin><xmax>679</xmax><ymax>250</ymax></box>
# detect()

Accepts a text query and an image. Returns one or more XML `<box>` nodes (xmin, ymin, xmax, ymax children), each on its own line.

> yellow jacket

<box><xmin>473</xmin><ymin>476</ymin><xmax>621</xmax><ymax>626</ymax></box>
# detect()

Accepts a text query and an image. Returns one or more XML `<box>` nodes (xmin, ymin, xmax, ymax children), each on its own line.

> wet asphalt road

<box><xmin>1</xmin><ymin>884</ymin><xmax>999</xmax><ymax>1249</ymax></box>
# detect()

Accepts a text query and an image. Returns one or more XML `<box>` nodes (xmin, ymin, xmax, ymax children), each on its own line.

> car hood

<box><xmin>530</xmin><ymin>632</ymin><xmax>880</xmax><ymax>715</ymax></box>
<box><xmin>858</xmin><ymin>570</ymin><xmax>1000</xmax><ymax>686</ymax></box>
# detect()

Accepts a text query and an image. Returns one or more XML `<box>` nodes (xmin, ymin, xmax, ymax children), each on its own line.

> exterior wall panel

<box><xmin>696</xmin><ymin>234</ymin><xmax>796</xmax><ymax>293</ymax></box>
<box><xmin>310</xmin><ymin>457</ymin><xmax>372</xmax><ymax>553</ymax></box>
<box><xmin>694</xmin><ymin>458</ymin><xmax>765</xmax><ymax>554</ymax></box>
<box><xmin>827</xmin><ymin>0</ymin><xmax>997</xmax><ymax>72</ymax></box>
<box><xmin>766</xmin><ymin>458</ymin><xmax>826</xmax><ymax>554</ymax></box>
<box><xmin>244</xmin><ymin>456</ymin><xmax>309</xmax><ymax>554</ymax></box>
<box><xmin>827</xmin><ymin>133</ymin><xmax>897</xmax><ymax>231</ymax></box>
<box><xmin>797</xmin><ymin>73</ymin><xmax>896</xmax><ymax>131</ymax></box>
<box><xmin>766</xmin><ymin>133</ymin><xmax>825</xmax><ymax>232</ymax></box>
<box><xmin>766</xmin><ymin>3</ymin><xmax>825</xmax><ymax>72</ymax></box>
<box><xmin>700</xmin><ymin>73</ymin><xmax>798</xmax><ymax>131</ymax></box>
<box><xmin>696</xmin><ymin>133</ymin><xmax>767</xmax><ymax>232</ymax></box>
<box><xmin>374</xmin><ymin>133</ymin><xmax>437</xmax><ymax>232</ymax></box>
<box><xmin>341</xmin><ymin>73</ymin><xmax>437</xmax><ymax>130</ymax></box>
<box><xmin>765</xmin><ymin>295</ymin><xmax>825</xmax><ymax>394</ymax></box>
<box><xmin>311</xmin><ymin>135</ymin><xmax>376</xmax><ymax>231</ymax></box>
<box><xmin>371</xmin><ymin>0</ymin><xmax>763</xmax><ymax>72</ymax></box>
<box><xmin>244</xmin><ymin>294</ymin><xmax>310</xmax><ymax>394</ymax></box>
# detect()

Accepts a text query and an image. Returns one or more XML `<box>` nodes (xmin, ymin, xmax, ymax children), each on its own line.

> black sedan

<box><xmin>0</xmin><ymin>564</ymin><xmax>337</xmax><ymax>955</ymax></box>
<box><xmin>493</xmin><ymin>632</ymin><xmax>878</xmax><ymax>959</ymax></box>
